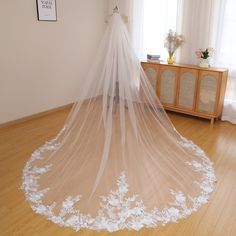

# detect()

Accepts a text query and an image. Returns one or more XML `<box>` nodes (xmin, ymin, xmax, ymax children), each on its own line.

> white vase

<box><xmin>199</xmin><ymin>58</ymin><xmax>210</xmax><ymax>68</ymax></box>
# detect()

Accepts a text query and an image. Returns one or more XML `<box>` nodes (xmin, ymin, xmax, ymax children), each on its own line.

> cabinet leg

<box><xmin>210</xmin><ymin>118</ymin><xmax>215</xmax><ymax>125</ymax></box>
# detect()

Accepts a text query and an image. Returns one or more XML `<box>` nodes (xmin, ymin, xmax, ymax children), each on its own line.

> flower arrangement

<box><xmin>164</xmin><ymin>29</ymin><xmax>184</xmax><ymax>64</ymax></box>
<box><xmin>195</xmin><ymin>48</ymin><xmax>214</xmax><ymax>59</ymax></box>
<box><xmin>195</xmin><ymin>48</ymin><xmax>214</xmax><ymax>67</ymax></box>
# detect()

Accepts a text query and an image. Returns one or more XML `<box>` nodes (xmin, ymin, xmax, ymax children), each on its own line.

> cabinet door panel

<box><xmin>142</xmin><ymin>63</ymin><xmax>158</xmax><ymax>94</ymax></box>
<box><xmin>197</xmin><ymin>71</ymin><xmax>220</xmax><ymax>114</ymax></box>
<box><xmin>178</xmin><ymin>69</ymin><xmax>197</xmax><ymax>110</ymax></box>
<box><xmin>159</xmin><ymin>66</ymin><xmax>178</xmax><ymax>106</ymax></box>
<box><xmin>145</xmin><ymin>67</ymin><xmax>158</xmax><ymax>91</ymax></box>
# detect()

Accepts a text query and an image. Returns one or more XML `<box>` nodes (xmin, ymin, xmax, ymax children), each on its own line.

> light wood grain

<box><xmin>0</xmin><ymin>108</ymin><xmax>236</xmax><ymax>236</ymax></box>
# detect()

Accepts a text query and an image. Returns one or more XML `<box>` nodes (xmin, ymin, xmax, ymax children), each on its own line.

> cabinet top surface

<box><xmin>141</xmin><ymin>60</ymin><xmax>228</xmax><ymax>73</ymax></box>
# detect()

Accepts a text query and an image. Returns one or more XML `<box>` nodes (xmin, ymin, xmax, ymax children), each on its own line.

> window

<box><xmin>134</xmin><ymin>0</ymin><xmax>179</xmax><ymax>60</ymax></box>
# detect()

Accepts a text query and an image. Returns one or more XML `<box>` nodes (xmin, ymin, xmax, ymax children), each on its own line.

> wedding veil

<box><xmin>21</xmin><ymin>12</ymin><xmax>216</xmax><ymax>232</ymax></box>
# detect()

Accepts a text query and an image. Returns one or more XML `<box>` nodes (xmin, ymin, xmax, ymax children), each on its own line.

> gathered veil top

<box><xmin>21</xmin><ymin>12</ymin><xmax>216</xmax><ymax>232</ymax></box>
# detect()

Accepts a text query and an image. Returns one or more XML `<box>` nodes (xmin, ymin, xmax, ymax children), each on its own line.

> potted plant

<box><xmin>195</xmin><ymin>48</ymin><xmax>214</xmax><ymax>68</ymax></box>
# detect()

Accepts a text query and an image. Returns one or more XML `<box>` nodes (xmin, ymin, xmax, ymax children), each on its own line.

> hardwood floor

<box><xmin>0</xmin><ymin>108</ymin><xmax>236</xmax><ymax>236</ymax></box>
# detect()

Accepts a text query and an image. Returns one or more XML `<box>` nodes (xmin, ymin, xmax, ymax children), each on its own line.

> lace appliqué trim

<box><xmin>21</xmin><ymin>128</ymin><xmax>216</xmax><ymax>232</ymax></box>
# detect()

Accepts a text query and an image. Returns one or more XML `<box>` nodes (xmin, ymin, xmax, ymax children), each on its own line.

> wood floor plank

<box><xmin>0</xmin><ymin>109</ymin><xmax>236</xmax><ymax>236</ymax></box>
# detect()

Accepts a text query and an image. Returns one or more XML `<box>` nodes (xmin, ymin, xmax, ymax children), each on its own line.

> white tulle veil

<box><xmin>21</xmin><ymin>12</ymin><xmax>216</xmax><ymax>232</ymax></box>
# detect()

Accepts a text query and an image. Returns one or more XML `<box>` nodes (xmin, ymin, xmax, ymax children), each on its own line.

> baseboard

<box><xmin>0</xmin><ymin>103</ymin><xmax>74</xmax><ymax>129</ymax></box>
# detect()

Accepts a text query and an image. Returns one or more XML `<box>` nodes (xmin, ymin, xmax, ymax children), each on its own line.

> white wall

<box><xmin>0</xmin><ymin>0</ymin><xmax>108</xmax><ymax>124</ymax></box>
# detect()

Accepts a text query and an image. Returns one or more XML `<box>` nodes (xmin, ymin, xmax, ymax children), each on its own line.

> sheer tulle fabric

<box><xmin>21</xmin><ymin>13</ymin><xmax>216</xmax><ymax>232</ymax></box>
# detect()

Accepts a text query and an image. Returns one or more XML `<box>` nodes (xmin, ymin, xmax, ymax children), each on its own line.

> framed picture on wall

<box><xmin>36</xmin><ymin>0</ymin><xmax>57</xmax><ymax>21</ymax></box>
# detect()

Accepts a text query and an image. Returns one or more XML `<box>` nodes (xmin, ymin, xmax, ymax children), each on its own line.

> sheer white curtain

<box><xmin>178</xmin><ymin>0</ymin><xmax>217</xmax><ymax>64</ymax></box>
<box><xmin>213</xmin><ymin>0</ymin><xmax>236</xmax><ymax>124</ymax></box>
<box><xmin>129</xmin><ymin>0</ymin><xmax>179</xmax><ymax>60</ymax></box>
<box><xmin>109</xmin><ymin>0</ymin><xmax>180</xmax><ymax>60</ymax></box>
<box><xmin>129</xmin><ymin>0</ymin><xmax>236</xmax><ymax>124</ymax></box>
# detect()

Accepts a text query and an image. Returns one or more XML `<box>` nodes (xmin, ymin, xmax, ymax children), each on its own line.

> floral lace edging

<box><xmin>21</xmin><ymin>128</ymin><xmax>216</xmax><ymax>232</ymax></box>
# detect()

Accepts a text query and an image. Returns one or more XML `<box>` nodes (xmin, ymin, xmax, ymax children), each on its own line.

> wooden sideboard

<box><xmin>141</xmin><ymin>61</ymin><xmax>228</xmax><ymax>124</ymax></box>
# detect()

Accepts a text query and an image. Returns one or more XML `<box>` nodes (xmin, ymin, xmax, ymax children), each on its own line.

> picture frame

<box><xmin>36</xmin><ymin>0</ymin><xmax>57</xmax><ymax>21</ymax></box>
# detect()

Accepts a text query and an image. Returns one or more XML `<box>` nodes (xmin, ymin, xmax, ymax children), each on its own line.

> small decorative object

<box><xmin>164</xmin><ymin>29</ymin><xmax>184</xmax><ymax>64</ymax></box>
<box><xmin>195</xmin><ymin>48</ymin><xmax>214</xmax><ymax>68</ymax></box>
<box><xmin>36</xmin><ymin>0</ymin><xmax>57</xmax><ymax>21</ymax></box>
<box><xmin>147</xmin><ymin>54</ymin><xmax>161</xmax><ymax>63</ymax></box>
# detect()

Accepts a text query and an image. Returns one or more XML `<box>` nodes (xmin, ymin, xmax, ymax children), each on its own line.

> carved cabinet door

<box><xmin>159</xmin><ymin>65</ymin><xmax>178</xmax><ymax>107</ymax></box>
<box><xmin>177</xmin><ymin>68</ymin><xmax>198</xmax><ymax>111</ymax></box>
<box><xmin>196</xmin><ymin>71</ymin><xmax>220</xmax><ymax>115</ymax></box>
<box><xmin>142</xmin><ymin>63</ymin><xmax>158</xmax><ymax>94</ymax></box>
